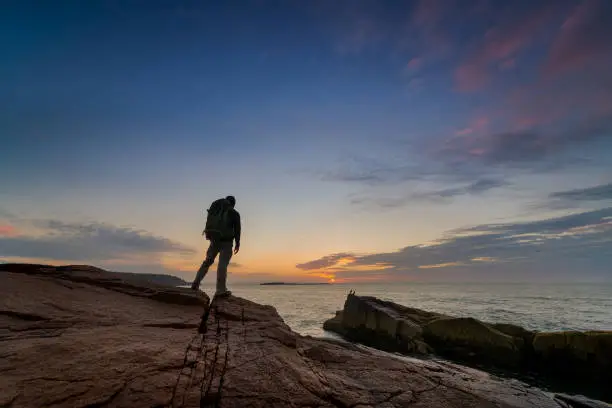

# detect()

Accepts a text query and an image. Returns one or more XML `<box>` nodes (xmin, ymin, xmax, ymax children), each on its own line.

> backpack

<box><xmin>203</xmin><ymin>198</ymin><xmax>234</xmax><ymax>240</ymax></box>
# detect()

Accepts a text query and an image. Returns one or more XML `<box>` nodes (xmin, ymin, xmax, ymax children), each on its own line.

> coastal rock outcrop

<box><xmin>1</xmin><ymin>264</ymin><xmax>608</xmax><ymax>407</ymax></box>
<box><xmin>532</xmin><ymin>331</ymin><xmax>612</xmax><ymax>385</ymax></box>
<box><xmin>324</xmin><ymin>292</ymin><xmax>612</xmax><ymax>403</ymax></box>
<box><xmin>325</xmin><ymin>291</ymin><xmax>443</xmax><ymax>355</ymax></box>
<box><xmin>422</xmin><ymin>317</ymin><xmax>523</xmax><ymax>366</ymax></box>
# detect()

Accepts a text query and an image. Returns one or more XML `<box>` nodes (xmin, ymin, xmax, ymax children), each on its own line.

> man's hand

<box><xmin>234</xmin><ymin>244</ymin><xmax>240</xmax><ymax>255</ymax></box>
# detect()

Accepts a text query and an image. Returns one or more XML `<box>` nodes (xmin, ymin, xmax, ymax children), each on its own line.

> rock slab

<box><xmin>1</xmin><ymin>264</ymin><xmax>607</xmax><ymax>407</ymax></box>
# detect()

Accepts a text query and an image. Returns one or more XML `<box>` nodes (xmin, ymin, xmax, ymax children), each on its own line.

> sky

<box><xmin>1</xmin><ymin>0</ymin><xmax>611</xmax><ymax>283</ymax></box>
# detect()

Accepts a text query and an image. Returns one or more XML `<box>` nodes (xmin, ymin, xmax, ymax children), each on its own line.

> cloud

<box><xmin>323</xmin><ymin>0</ymin><xmax>458</xmax><ymax>64</ymax></box>
<box><xmin>321</xmin><ymin>146</ymin><xmax>516</xmax><ymax>208</ymax></box>
<box><xmin>458</xmin><ymin>206</ymin><xmax>612</xmax><ymax>236</ymax></box>
<box><xmin>406</xmin><ymin>57</ymin><xmax>422</xmax><ymax>70</ymax></box>
<box><xmin>549</xmin><ymin>183</ymin><xmax>612</xmax><ymax>202</ymax></box>
<box><xmin>350</xmin><ymin>178</ymin><xmax>510</xmax><ymax>209</ymax></box>
<box><xmin>408</xmin><ymin>0</ymin><xmax>454</xmax><ymax>55</ymax></box>
<box><xmin>544</xmin><ymin>0</ymin><xmax>612</xmax><ymax>76</ymax></box>
<box><xmin>313</xmin><ymin>1</ymin><xmax>611</xmax><ymax>213</ymax></box>
<box><xmin>349</xmin><ymin>195</ymin><xmax>412</xmax><ymax>210</ymax></box>
<box><xmin>295</xmin><ymin>207</ymin><xmax>612</xmax><ymax>282</ymax></box>
<box><xmin>0</xmin><ymin>225</ymin><xmax>18</xmax><ymax>237</ymax></box>
<box><xmin>419</xmin><ymin>178</ymin><xmax>510</xmax><ymax>199</ymax></box>
<box><xmin>321</xmin><ymin>156</ymin><xmax>433</xmax><ymax>186</ymax></box>
<box><xmin>0</xmin><ymin>209</ymin><xmax>18</xmax><ymax>222</ymax></box>
<box><xmin>321</xmin><ymin>110</ymin><xmax>611</xmax><ymax>211</ymax></box>
<box><xmin>455</xmin><ymin>116</ymin><xmax>489</xmax><ymax>136</ymax></box>
<box><xmin>0</xmin><ymin>219</ymin><xmax>196</xmax><ymax>262</ymax></box>
<box><xmin>410</xmin><ymin>0</ymin><xmax>449</xmax><ymax>28</ymax></box>
<box><xmin>454</xmin><ymin>3</ymin><xmax>561</xmax><ymax>91</ymax></box>
<box><xmin>499</xmin><ymin>58</ymin><xmax>516</xmax><ymax>70</ymax></box>
<box><xmin>536</xmin><ymin>182</ymin><xmax>612</xmax><ymax>211</ymax></box>
<box><xmin>438</xmin><ymin>113</ymin><xmax>612</xmax><ymax>167</ymax></box>
<box><xmin>295</xmin><ymin>253</ymin><xmax>356</xmax><ymax>271</ymax></box>
<box><xmin>507</xmin><ymin>69</ymin><xmax>612</xmax><ymax>130</ymax></box>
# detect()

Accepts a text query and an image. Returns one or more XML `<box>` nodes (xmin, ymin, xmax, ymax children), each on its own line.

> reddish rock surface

<box><xmin>1</xmin><ymin>264</ymin><xmax>605</xmax><ymax>407</ymax></box>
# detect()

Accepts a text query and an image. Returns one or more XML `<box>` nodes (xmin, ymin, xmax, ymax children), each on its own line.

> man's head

<box><xmin>225</xmin><ymin>195</ymin><xmax>236</xmax><ymax>208</ymax></box>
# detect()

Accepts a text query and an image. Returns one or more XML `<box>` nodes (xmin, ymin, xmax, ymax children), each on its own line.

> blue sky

<box><xmin>1</xmin><ymin>0</ymin><xmax>611</xmax><ymax>283</ymax></box>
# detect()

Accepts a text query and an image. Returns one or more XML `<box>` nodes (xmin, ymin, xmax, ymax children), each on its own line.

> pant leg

<box><xmin>192</xmin><ymin>241</ymin><xmax>220</xmax><ymax>288</ymax></box>
<box><xmin>215</xmin><ymin>241</ymin><xmax>233</xmax><ymax>293</ymax></box>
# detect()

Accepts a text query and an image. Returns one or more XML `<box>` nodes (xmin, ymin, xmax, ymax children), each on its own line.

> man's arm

<box><xmin>233</xmin><ymin>211</ymin><xmax>241</xmax><ymax>252</ymax></box>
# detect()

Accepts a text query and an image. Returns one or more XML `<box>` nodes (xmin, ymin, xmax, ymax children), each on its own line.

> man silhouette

<box><xmin>191</xmin><ymin>195</ymin><xmax>241</xmax><ymax>297</ymax></box>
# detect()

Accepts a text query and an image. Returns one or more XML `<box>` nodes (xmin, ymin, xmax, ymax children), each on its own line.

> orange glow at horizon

<box><xmin>0</xmin><ymin>224</ymin><xmax>18</xmax><ymax>237</ymax></box>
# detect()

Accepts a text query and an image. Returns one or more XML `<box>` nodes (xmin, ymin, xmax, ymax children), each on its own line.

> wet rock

<box><xmin>334</xmin><ymin>292</ymin><xmax>439</xmax><ymax>354</ymax></box>
<box><xmin>322</xmin><ymin>310</ymin><xmax>344</xmax><ymax>333</ymax></box>
<box><xmin>423</xmin><ymin>317</ymin><xmax>523</xmax><ymax>367</ymax></box>
<box><xmin>326</xmin><ymin>292</ymin><xmax>523</xmax><ymax>364</ymax></box>
<box><xmin>533</xmin><ymin>331</ymin><xmax>612</xmax><ymax>366</ymax></box>
<box><xmin>493</xmin><ymin>323</ymin><xmax>536</xmax><ymax>343</ymax></box>
<box><xmin>532</xmin><ymin>331</ymin><xmax>612</xmax><ymax>393</ymax></box>
<box><xmin>324</xmin><ymin>292</ymin><xmax>612</xmax><ymax>403</ymax></box>
<box><xmin>554</xmin><ymin>393</ymin><xmax>612</xmax><ymax>408</ymax></box>
<box><xmin>1</xmin><ymin>263</ymin><xmax>598</xmax><ymax>407</ymax></box>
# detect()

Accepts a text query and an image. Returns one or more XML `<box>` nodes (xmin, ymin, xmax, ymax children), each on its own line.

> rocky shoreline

<box><xmin>323</xmin><ymin>291</ymin><xmax>612</xmax><ymax>403</ymax></box>
<box><xmin>1</xmin><ymin>264</ymin><xmax>610</xmax><ymax>407</ymax></box>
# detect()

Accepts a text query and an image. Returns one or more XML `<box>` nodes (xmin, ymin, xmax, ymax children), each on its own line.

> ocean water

<box><xmin>197</xmin><ymin>282</ymin><xmax>612</xmax><ymax>337</ymax></box>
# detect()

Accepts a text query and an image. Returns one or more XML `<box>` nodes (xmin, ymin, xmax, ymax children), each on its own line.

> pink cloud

<box><xmin>506</xmin><ymin>87</ymin><xmax>560</xmax><ymax>126</ymax></box>
<box><xmin>455</xmin><ymin>5</ymin><xmax>558</xmax><ymax>92</ymax></box>
<box><xmin>439</xmin><ymin>74</ymin><xmax>612</xmax><ymax>166</ymax></box>
<box><xmin>408</xmin><ymin>0</ymin><xmax>454</xmax><ymax>57</ymax></box>
<box><xmin>455</xmin><ymin>116</ymin><xmax>489</xmax><ymax>136</ymax></box>
<box><xmin>411</xmin><ymin>0</ymin><xmax>450</xmax><ymax>28</ymax></box>
<box><xmin>456</xmin><ymin>128</ymin><xmax>473</xmax><ymax>136</ymax></box>
<box><xmin>407</xmin><ymin>57</ymin><xmax>422</xmax><ymax>70</ymax></box>
<box><xmin>468</xmin><ymin>148</ymin><xmax>487</xmax><ymax>157</ymax></box>
<box><xmin>408</xmin><ymin>77</ymin><xmax>424</xmax><ymax>89</ymax></box>
<box><xmin>507</xmin><ymin>67</ymin><xmax>612</xmax><ymax>129</ymax></box>
<box><xmin>544</xmin><ymin>0</ymin><xmax>612</xmax><ymax>76</ymax></box>
<box><xmin>473</xmin><ymin>117</ymin><xmax>489</xmax><ymax>129</ymax></box>
<box><xmin>0</xmin><ymin>225</ymin><xmax>18</xmax><ymax>237</ymax></box>
<box><xmin>515</xmin><ymin>117</ymin><xmax>542</xmax><ymax>129</ymax></box>
<box><xmin>455</xmin><ymin>63</ymin><xmax>488</xmax><ymax>92</ymax></box>
<box><xmin>455</xmin><ymin>60</ymin><xmax>611</xmax><ymax>141</ymax></box>
<box><xmin>442</xmin><ymin>2</ymin><xmax>612</xmax><ymax>166</ymax></box>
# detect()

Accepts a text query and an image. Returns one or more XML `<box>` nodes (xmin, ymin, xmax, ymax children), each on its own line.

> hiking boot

<box><xmin>215</xmin><ymin>290</ymin><xmax>232</xmax><ymax>298</ymax></box>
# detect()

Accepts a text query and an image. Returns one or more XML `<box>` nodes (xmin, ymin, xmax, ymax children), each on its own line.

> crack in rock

<box><xmin>84</xmin><ymin>382</ymin><xmax>128</xmax><ymax>407</ymax></box>
<box><xmin>0</xmin><ymin>310</ymin><xmax>50</xmax><ymax>321</ymax></box>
